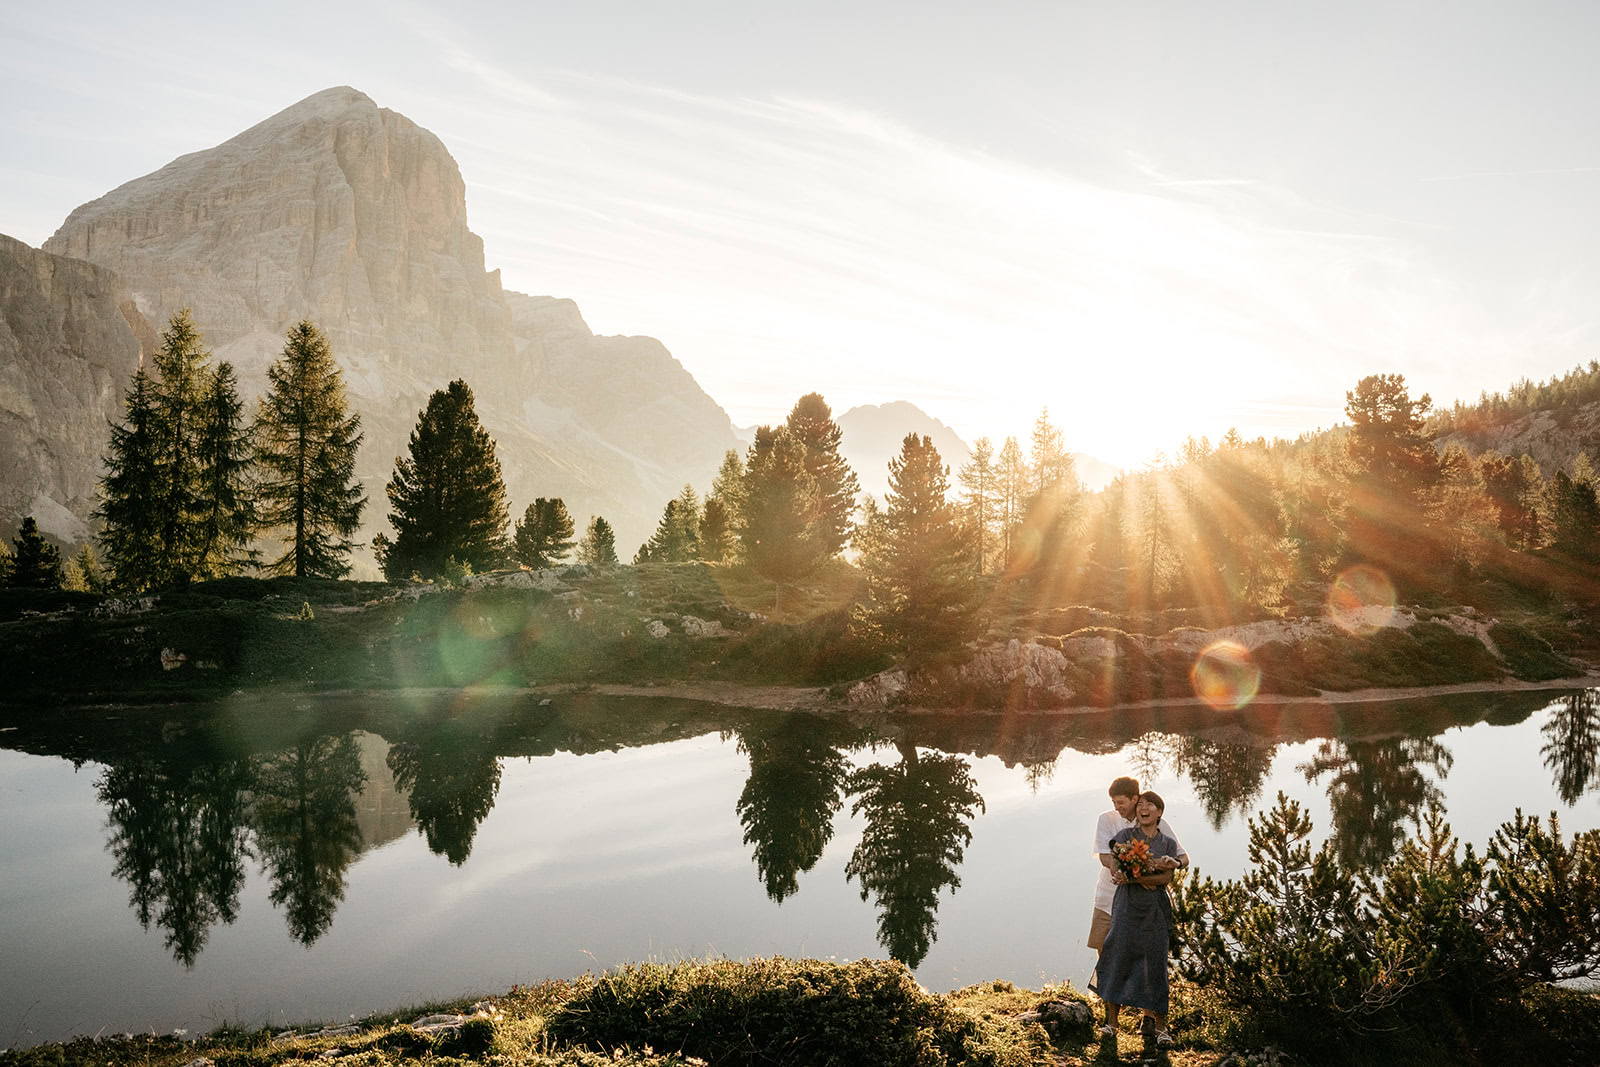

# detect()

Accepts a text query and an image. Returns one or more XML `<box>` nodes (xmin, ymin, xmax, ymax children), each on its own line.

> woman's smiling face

<box><xmin>1135</xmin><ymin>797</ymin><xmax>1161</xmax><ymax>825</ymax></box>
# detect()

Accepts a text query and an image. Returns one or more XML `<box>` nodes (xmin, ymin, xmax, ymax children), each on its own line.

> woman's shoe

<box><xmin>1154</xmin><ymin>1029</ymin><xmax>1175</xmax><ymax>1048</ymax></box>
<box><xmin>1098</xmin><ymin>1024</ymin><xmax>1117</xmax><ymax>1040</ymax></box>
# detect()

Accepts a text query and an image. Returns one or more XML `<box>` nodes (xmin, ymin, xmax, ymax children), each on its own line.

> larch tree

<box><xmin>375</xmin><ymin>379</ymin><xmax>509</xmax><ymax>581</ymax></box>
<box><xmin>857</xmin><ymin>433</ymin><xmax>978</xmax><ymax>659</ymax></box>
<box><xmin>634</xmin><ymin>490</ymin><xmax>699</xmax><ymax>564</ymax></box>
<box><xmin>996</xmin><ymin>436</ymin><xmax>1027</xmax><ymax>568</ymax></box>
<box><xmin>255</xmin><ymin>321</ymin><xmax>366</xmax><ymax>578</ymax></box>
<box><xmin>784</xmin><ymin>393</ymin><xmax>859</xmax><ymax>560</ymax></box>
<box><xmin>97</xmin><ymin>366</ymin><xmax>166</xmax><ymax>591</ymax></box>
<box><xmin>513</xmin><ymin>497</ymin><xmax>576</xmax><ymax>568</ymax></box>
<box><xmin>149</xmin><ymin>310</ymin><xmax>214</xmax><ymax>584</ymax></box>
<box><xmin>578</xmin><ymin>515</ymin><xmax>619</xmax><ymax>567</ymax></box>
<box><xmin>958</xmin><ymin>436</ymin><xmax>998</xmax><ymax>576</ymax></box>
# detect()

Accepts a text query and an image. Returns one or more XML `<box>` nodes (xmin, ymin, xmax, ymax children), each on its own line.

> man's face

<box><xmin>1111</xmin><ymin>792</ymin><xmax>1138</xmax><ymax>820</ymax></box>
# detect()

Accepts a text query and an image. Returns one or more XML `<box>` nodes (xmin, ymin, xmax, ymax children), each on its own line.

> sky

<box><xmin>4</xmin><ymin>0</ymin><xmax>1598</xmax><ymax>469</ymax></box>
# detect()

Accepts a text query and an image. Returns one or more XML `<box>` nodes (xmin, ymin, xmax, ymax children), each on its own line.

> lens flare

<box><xmin>1190</xmin><ymin>640</ymin><xmax>1261</xmax><ymax>711</ymax></box>
<box><xmin>1327</xmin><ymin>564</ymin><xmax>1397</xmax><ymax>634</ymax></box>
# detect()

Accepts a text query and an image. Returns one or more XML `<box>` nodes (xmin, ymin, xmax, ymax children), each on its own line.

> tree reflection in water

<box><xmin>843</xmin><ymin>742</ymin><xmax>985</xmax><ymax>967</ymax></box>
<box><xmin>252</xmin><ymin>735</ymin><xmax>367</xmax><ymax>945</ymax></box>
<box><xmin>1541</xmin><ymin>690</ymin><xmax>1600</xmax><ymax>804</ymax></box>
<box><xmin>1173</xmin><ymin>734</ymin><xmax>1276</xmax><ymax>830</ymax></box>
<box><xmin>97</xmin><ymin>756</ymin><xmax>254</xmax><ymax>967</ymax></box>
<box><xmin>735</xmin><ymin>715</ymin><xmax>852</xmax><ymax>903</ymax></box>
<box><xmin>1299</xmin><ymin>736</ymin><xmax>1453</xmax><ymax>868</ymax></box>
<box><xmin>386</xmin><ymin>730</ymin><xmax>502</xmax><ymax>866</ymax></box>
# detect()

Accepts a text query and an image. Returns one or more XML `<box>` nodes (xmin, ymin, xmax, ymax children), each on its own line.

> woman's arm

<box><xmin>1135</xmin><ymin>869</ymin><xmax>1173</xmax><ymax>888</ymax></box>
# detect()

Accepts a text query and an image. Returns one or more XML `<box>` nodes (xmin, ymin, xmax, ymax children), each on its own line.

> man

<box><xmin>1088</xmin><ymin>776</ymin><xmax>1187</xmax><ymax>957</ymax></box>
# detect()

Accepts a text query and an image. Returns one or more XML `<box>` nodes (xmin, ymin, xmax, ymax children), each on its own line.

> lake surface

<box><xmin>3</xmin><ymin>686</ymin><xmax>1598</xmax><ymax>1047</ymax></box>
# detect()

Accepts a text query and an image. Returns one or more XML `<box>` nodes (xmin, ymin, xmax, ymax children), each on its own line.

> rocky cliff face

<box><xmin>37</xmin><ymin>86</ymin><xmax>738</xmax><ymax>558</ymax></box>
<box><xmin>0</xmin><ymin>234</ymin><xmax>153</xmax><ymax>541</ymax></box>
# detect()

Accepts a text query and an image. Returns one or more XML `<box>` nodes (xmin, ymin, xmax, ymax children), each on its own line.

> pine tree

<box><xmin>97</xmin><ymin>366</ymin><xmax>166</xmax><ymax>592</ymax></box>
<box><xmin>958</xmin><ymin>436</ymin><xmax>998</xmax><ymax>576</ymax></box>
<box><xmin>192</xmin><ymin>362</ymin><xmax>257</xmax><ymax>578</ymax></box>
<box><xmin>255</xmin><ymin>321</ymin><xmax>366</xmax><ymax>578</ymax></box>
<box><xmin>150</xmin><ymin>310</ymin><xmax>214</xmax><ymax>584</ymax></box>
<box><xmin>513</xmin><ymin>497</ymin><xmax>576</xmax><ymax>568</ymax></box>
<box><xmin>7</xmin><ymin>516</ymin><xmax>63</xmax><ymax>588</ymax></box>
<box><xmin>375</xmin><ymin>379</ymin><xmax>509</xmax><ymax>581</ymax></box>
<box><xmin>785</xmin><ymin>393</ymin><xmax>859</xmax><ymax>559</ymax></box>
<box><xmin>578</xmin><ymin>515</ymin><xmax>619</xmax><ymax>567</ymax></box>
<box><xmin>739</xmin><ymin>425</ymin><xmax>826</xmax><ymax>599</ymax></box>
<box><xmin>857</xmin><ymin>433</ymin><xmax>978</xmax><ymax>658</ymax></box>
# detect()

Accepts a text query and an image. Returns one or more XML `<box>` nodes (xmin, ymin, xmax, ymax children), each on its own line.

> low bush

<box><xmin>1489</xmin><ymin>620</ymin><xmax>1579</xmax><ymax>680</ymax></box>
<box><xmin>544</xmin><ymin>956</ymin><xmax>1043</xmax><ymax>1067</ymax></box>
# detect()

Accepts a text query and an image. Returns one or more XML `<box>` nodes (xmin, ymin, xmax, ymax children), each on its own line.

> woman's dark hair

<box><xmin>1139</xmin><ymin>790</ymin><xmax>1165</xmax><ymax>813</ymax></box>
<box><xmin>1109</xmin><ymin>776</ymin><xmax>1140</xmax><ymax>799</ymax></box>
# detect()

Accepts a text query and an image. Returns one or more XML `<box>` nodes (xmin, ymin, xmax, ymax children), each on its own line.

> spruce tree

<box><xmin>513</xmin><ymin>497</ymin><xmax>576</xmax><ymax>568</ymax></box>
<box><xmin>698</xmin><ymin>497</ymin><xmax>734</xmax><ymax>562</ymax></box>
<box><xmin>857</xmin><ymin>433</ymin><xmax>978</xmax><ymax>658</ymax></box>
<box><xmin>192</xmin><ymin>362</ymin><xmax>257</xmax><ymax>578</ymax></box>
<box><xmin>785</xmin><ymin>393</ymin><xmax>859</xmax><ymax>559</ymax></box>
<box><xmin>255</xmin><ymin>321</ymin><xmax>366</xmax><ymax>578</ymax></box>
<box><xmin>7</xmin><ymin>516</ymin><xmax>63</xmax><ymax>589</ymax></box>
<box><xmin>578</xmin><ymin>515</ymin><xmax>619</xmax><ymax>567</ymax></box>
<box><xmin>375</xmin><ymin>379</ymin><xmax>509</xmax><ymax>581</ymax></box>
<box><xmin>97</xmin><ymin>366</ymin><xmax>166</xmax><ymax>592</ymax></box>
<box><xmin>634</xmin><ymin>498</ymin><xmax>696</xmax><ymax>563</ymax></box>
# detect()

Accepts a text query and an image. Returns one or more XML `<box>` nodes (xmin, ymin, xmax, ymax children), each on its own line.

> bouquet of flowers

<box><xmin>1110</xmin><ymin>837</ymin><xmax>1154</xmax><ymax>881</ymax></box>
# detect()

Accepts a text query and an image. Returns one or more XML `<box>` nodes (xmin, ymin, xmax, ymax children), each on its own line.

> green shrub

<box><xmin>545</xmin><ymin>957</ymin><xmax>1040</xmax><ymax>1067</ymax></box>
<box><xmin>1174</xmin><ymin>794</ymin><xmax>1600</xmax><ymax>1063</ymax></box>
<box><xmin>1489</xmin><ymin>621</ymin><xmax>1578</xmax><ymax>680</ymax></box>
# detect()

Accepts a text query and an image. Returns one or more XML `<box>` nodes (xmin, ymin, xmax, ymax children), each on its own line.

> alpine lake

<box><xmin>3</xmin><ymin>685</ymin><xmax>1598</xmax><ymax>1048</ymax></box>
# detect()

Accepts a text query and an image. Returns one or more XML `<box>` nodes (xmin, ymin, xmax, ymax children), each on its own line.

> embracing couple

<box><xmin>1087</xmin><ymin>775</ymin><xmax>1187</xmax><ymax>1050</ymax></box>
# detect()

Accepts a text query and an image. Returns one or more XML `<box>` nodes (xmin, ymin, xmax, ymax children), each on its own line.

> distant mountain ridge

<box><xmin>19</xmin><ymin>86</ymin><xmax>738</xmax><ymax>554</ymax></box>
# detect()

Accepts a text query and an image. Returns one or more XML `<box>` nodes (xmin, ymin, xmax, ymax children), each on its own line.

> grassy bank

<box><xmin>4</xmin><ymin>956</ymin><xmax>1596</xmax><ymax>1066</ymax></box>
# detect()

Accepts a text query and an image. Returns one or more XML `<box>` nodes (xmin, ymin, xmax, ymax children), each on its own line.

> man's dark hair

<box><xmin>1109</xmin><ymin>776</ymin><xmax>1139</xmax><ymax>799</ymax></box>
<box><xmin>1140</xmin><ymin>790</ymin><xmax>1165</xmax><ymax>812</ymax></box>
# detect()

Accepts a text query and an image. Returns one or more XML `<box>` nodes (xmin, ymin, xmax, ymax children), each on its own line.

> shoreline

<box><xmin>4</xmin><ymin>670</ymin><xmax>1595</xmax><ymax>719</ymax></box>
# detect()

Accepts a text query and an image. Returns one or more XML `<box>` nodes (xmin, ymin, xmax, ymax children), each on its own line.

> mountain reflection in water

<box><xmin>3</xmin><ymin>686</ymin><xmax>1598</xmax><ymax>979</ymax></box>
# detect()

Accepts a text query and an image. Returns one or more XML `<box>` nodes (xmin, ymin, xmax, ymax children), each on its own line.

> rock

<box><xmin>680</xmin><ymin>614</ymin><xmax>730</xmax><ymax>637</ymax></box>
<box><xmin>464</xmin><ymin>568</ymin><xmax>563</xmax><ymax>591</ymax></box>
<box><xmin>0</xmin><ymin>234</ymin><xmax>153</xmax><ymax>533</ymax></box>
<box><xmin>645</xmin><ymin>619</ymin><xmax>670</xmax><ymax>638</ymax></box>
<box><xmin>160</xmin><ymin>648</ymin><xmax>187</xmax><ymax>671</ymax></box>
<box><xmin>848</xmin><ymin>668</ymin><xmax>908</xmax><ymax>708</ymax></box>
<box><xmin>1015</xmin><ymin>999</ymin><xmax>1093</xmax><ymax>1040</ymax></box>
<box><xmin>182</xmin><ymin>1058</ymin><xmax>215</xmax><ymax>1067</ymax></box>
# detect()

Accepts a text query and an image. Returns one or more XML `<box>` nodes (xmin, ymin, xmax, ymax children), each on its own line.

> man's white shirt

<box><xmin>1091</xmin><ymin>809</ymin><xmax>1187</xmax><ymax>914</ymax></box>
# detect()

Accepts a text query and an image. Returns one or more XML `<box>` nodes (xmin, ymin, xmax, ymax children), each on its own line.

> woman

<box><xmin>1091</xmin><ymin>790</ymin><xmax>1180</xmax><ymax>1049</ymax></box>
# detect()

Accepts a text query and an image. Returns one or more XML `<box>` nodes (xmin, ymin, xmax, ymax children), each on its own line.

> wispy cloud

<box><xmin>1418</xmin><ymin>166</ymin><xmax>1600</xmax><ymax>183</ymax></box>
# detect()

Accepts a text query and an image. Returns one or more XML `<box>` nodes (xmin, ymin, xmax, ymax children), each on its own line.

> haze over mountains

<box><xmin>0</xmin><ymin>85</ymin><xmax>1130</xmax><ymax>556</ymax></box>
